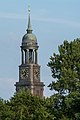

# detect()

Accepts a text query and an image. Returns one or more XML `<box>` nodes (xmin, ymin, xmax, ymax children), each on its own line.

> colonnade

<box><xmin>21</xmin><ymin>49</ymin><xmax>38</xmax><ymax>64</ymax></box>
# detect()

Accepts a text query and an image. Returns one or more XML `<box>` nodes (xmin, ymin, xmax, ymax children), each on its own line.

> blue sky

<box><xmin>0</xmin><ymin>0</ymin><xmax>80</xmax><ymax>100</ymax></box>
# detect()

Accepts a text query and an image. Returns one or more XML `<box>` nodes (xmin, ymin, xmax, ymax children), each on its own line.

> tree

<box><xmin>0</xmin><ymin>98</ymin><xmax>12</xmax><ymax>120</ymax></box>
<box><xmin>48</xmin><ymin>38</ymin><xmax>80</xmax><ymax>95</ymax></box>
<box><xmin>7</xmin><ymin>89</ymin><xmax>54</xmax><ymax>120</ymax></box>
<box><xmin>64</xmin><ymin>91</ymin><xmax>80</xmax><ymax>120</ymax></box>
<box><xmin>48</xmin><ymin>38</ymin><xmax>80</xmax><ymax>120</ymax></box>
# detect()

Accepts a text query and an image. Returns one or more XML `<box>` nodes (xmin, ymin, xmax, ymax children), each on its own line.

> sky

<box><xmin>0</xmin><ymin>0</ymin><xmax>80</xmax><ymax>100</ymax></box>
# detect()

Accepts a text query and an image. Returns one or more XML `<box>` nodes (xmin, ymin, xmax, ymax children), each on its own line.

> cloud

<box><xmin>0</xmin><ymin>12</ymin><xmax>80</xmax><ymax>28</ymax></box>
<box><xmin>0</xmin><ymin>12</ymin><xmax>26</xmax><ymax>20</ymax></box>
<box><xmin>33</xmin><ymin>17</ymin><xmax>80</xmax><ymax>28</ymax></box>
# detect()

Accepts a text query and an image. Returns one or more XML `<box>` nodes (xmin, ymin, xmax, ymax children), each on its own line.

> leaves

<box><xmin>5</xmin><ymin>89</ymin><xmax>54</xmax><ymax>120</ymax></box>
<box><xmin>48</xmin><ymin>38</ymin><xmax>80</xmax><ymax>120</ymax></box>
<box><xmin>48</xmin><ymin>38</ymin><xmax>80</xmax><ymax>94</ymax></box>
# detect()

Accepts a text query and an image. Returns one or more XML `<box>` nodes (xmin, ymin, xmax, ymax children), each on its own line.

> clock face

<box><xmin>34</xmin><ymin>69</ymin><xmax>40</xmax><ymax>80</ymax></box>
<box><xmin>20</xmin><ymin>68</ymin><xmax>29</xmax><ymax>79</ymax></box>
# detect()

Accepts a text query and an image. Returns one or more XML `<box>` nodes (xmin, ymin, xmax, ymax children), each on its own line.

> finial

<box><xmin>28</xmin><ymin>5</ymin><xmax>30</xmax><ymax>15</ymax></box>
<box><xmin>27</xmin><ymin>5</ymin><xmax>32</xmax><ymax>33</ymax></box>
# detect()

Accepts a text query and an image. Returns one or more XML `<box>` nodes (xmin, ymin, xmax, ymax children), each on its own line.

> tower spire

<box><xmin>27</xmin><ymin>5</ymin><xmax>32</xmax><ymax>33</ymax></box>
<box><xmin>15</xmin><ymin>2</ymin><xmax>44</xmax><ymax>98</ymax></box>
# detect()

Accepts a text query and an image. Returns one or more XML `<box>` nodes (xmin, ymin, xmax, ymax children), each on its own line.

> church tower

<box><xmin>15</xmin><ymin>8</ymin><xmax>44</xmax><ymax>97</ymax></box>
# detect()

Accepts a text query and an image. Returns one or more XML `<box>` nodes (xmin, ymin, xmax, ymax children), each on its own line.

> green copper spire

<box><xmin>27</xmin><ymin>5</ymin><xmax>32</xmax><ymax>34</ymax></box>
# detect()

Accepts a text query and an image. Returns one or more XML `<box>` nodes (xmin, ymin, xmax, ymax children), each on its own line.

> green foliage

<box><xmin>48</xmin><ymin>38</ymin><xmax>80</xmax><ymax>120</ymax></box>
<box><xmin>0</xmin><ymin>98</ymin><xmax>12</xmax><ymax>120</ymax></box>
<box><xmin>64</xmin><ymin>91</ymin><xmax>80</xmax><ymax>119</ymax></box>
<box><xmin>48</xmin><ymin>38</ymin><xmax>80</xmax><ymax>94</ymax></box>
<box><xmin>6</xmin><ymin>89</ymin><xmax>54</xmax><ymax>120</ymax></box>
<box><xmin>0</xmin><ymin>89</ymin><xmax>55</xmax><ymax>120</ymax></box>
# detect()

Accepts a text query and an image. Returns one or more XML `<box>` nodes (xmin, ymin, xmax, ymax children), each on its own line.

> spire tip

<box><xmin>28</xmin><ymin>5</ymin><xmax>30</xmax><ymax>15</ymax></box>
<box><xmin>27</xmin><ymin>5</ymin><xmax>32</xmax><ymax>33</ymax></box>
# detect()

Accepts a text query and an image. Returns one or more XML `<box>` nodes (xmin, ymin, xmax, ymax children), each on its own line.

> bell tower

<box><xmin>15</xmin><ymin>7</ymin><xmax>44</xmax><ymax>97</ymax></box>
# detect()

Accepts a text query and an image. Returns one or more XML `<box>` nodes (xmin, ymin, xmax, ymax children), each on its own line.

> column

<box><xmin>21</xmin><ymin>49</ymin><xmax>24</xmax><ymax>64</ymax></box>
<box><xmin>31</xmin><ymin>50</ymin><xmax>34</xmax><ymax>63</ymax></box>
<box><xmin>35</xmin><ymin>49</ymin><xmax>38</xmax><ymax>64</ymax></box>
<box><xmin>27</xmin><ymin>49</ymin><xmax>29</xmax><ymax>63</ymax></box>
<box><xmin>32</xmin><ymin>50</ymin><xmax>34</xmax><ymax>63</ymax></box>
<box><xmin>24</xmin><ymin>50</ymin><xmax>26</xmax><ymax>64</ymax></box>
